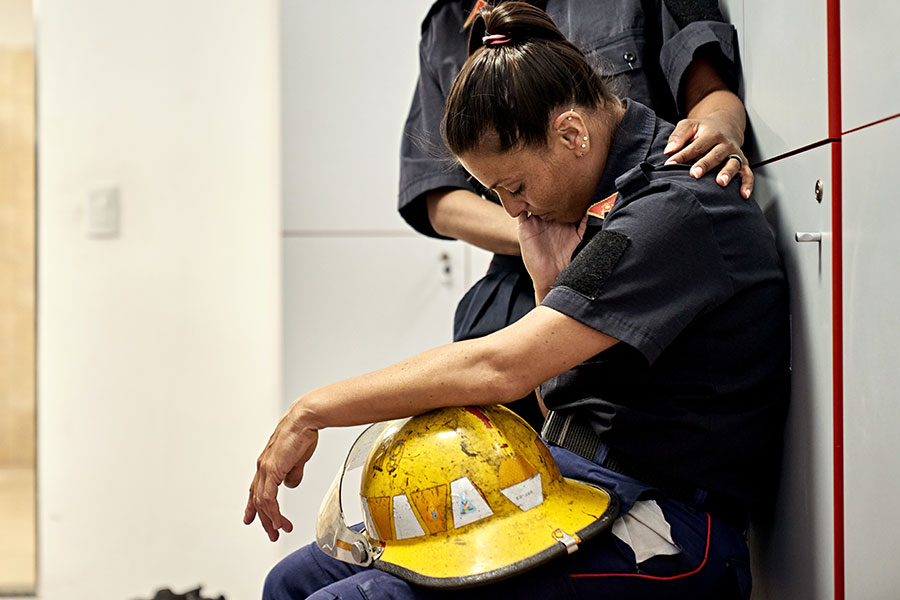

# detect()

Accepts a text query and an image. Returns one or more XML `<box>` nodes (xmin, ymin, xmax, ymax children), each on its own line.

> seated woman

<box><xmin>247</xmin><ymin>3</ymin><xmax>789</xmax><ymax>599</ymax></box>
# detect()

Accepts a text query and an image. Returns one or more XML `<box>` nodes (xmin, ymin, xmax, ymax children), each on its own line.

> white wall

<box><xmin>281</xmin><ymin>0</ymin><xmax>433</xmax><ymax>232</ymax></box>
<box><xmin>36</xmin><ymin>1</ymin><xmax>283</xmax><ymax>598</ymax></box>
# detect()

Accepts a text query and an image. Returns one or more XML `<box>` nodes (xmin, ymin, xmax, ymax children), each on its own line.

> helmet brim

<box><xmin>372</xmin><ymin>477</ymin><xmax>619</xmax><ymax>589</ymax></box>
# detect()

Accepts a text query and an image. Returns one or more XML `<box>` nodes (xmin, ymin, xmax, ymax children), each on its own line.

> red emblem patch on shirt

<box><xmin>464</xmin><ymin>0</ymin><xmax>489</xmax><ymax>29</ymax></box>
<box><xmin>587</xmin><ymin>192</ymin><xmax>618</xmax><ymax>220</ymax></box>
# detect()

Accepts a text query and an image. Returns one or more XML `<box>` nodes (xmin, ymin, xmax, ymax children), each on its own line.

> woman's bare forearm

<box><xmin>295</xmin><ymin>338</ymin><xmax>521</xmax><ymax>432</ymax></box>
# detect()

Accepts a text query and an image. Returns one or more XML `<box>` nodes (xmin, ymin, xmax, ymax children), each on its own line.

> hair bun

<box><xmin>445</xmin><ymin>1</ymin><xmax>614</xmax><ymax>157</ymax></box>
<box><xmin>467</xmin><ymin>1</ymin><xmax>567</xmax><ymax>56</ymax></box>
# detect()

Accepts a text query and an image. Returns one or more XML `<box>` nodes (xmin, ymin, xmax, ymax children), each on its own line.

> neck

<box><xmin>585</xmin><ymin>101</ymin><xmax>626</xmax><ymax>189</ymax></box>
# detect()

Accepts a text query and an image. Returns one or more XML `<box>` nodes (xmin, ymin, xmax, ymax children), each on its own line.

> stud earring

<box><xmin>583</xmin><ymin>136</ymin><xmax>588</xmax><ymax>141</ymax></box>
<box><xmin>581</xmin><ymin>143</ymin><xmax>587</xmax><ymax>148</ymax></box>
<box><xmin>580</xmin><ymin>151</ymin><xmax>585</xmax><ymax>156</ymax></box>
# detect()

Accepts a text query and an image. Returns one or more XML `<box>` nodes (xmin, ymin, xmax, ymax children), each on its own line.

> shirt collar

<box><xmin>591</xmin><ymin>99</ymin><xmax>658</xmax><ymax>203</ymax></box>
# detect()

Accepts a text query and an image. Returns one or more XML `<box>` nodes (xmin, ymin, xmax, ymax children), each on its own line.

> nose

<box><xmin>496</xmin><ymin>191</ymin><xmax>526</xmax><ymax>218</ymax></box>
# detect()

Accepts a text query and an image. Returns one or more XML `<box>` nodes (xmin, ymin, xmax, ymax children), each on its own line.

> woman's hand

<box><xmin>664</xmin><ymin>110</ymin><xmax>753</xmax><ymax>199</ymax></box>
<box><xmin>243</xmin><ymin>403</ymin><xmax>320</xmax><ymax>541</ymax></box>
<box><xmin>518</xmin><ymin>213</ymin><xmax>588</xmax><ymax>302</ymax></box>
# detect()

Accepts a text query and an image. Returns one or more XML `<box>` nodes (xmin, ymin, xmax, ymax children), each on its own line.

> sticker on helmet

<box><xmin>361</xmin><ymin>496</ymin><xmax>377</xmax><ymax>538</ymax></box>
<box><xmin>363</xmin><ymin>495</ymin><xmax>394</xmax><ymax>541</ymax></box>
<box><xmin>450</xmin><ymin>476</ymin><xmax>494</xmax><ymax>528</ymax></box>
<box><xmin>500</xmin><ymin>473</ymin><xmax>544</xmax><ymax>511</ymax></box>
<box><xmin>499</xmin><ymin>453</ymin><xmax>539</xmax><ymax>489</ymax></box>
<box><xmin>392</xmin><ymin>493</ymin><xmax>427</xmax><ymax>540</ymax></box>
<box><xmin>410</xmin><ymin>484</ymin><xmax>449</xmax><ymax>535</ymax></box>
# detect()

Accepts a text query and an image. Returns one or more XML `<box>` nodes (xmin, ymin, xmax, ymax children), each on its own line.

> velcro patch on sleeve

<box><xmin>555</xmin><ymin>230</ymin><xmax>629</xmax><ymax>300</ymax></box>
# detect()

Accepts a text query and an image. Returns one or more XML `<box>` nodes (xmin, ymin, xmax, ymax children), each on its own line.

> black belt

<box><xmin>541</xmin><ymin>411</ymin><xmax>749</xmax><ymax>532</ymax></box>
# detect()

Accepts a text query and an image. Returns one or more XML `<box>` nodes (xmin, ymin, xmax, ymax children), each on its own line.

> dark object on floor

<box><xmin>133</xmin><ymin>585</ymin><xmax>225</xmax><ymax>600</ymax></box>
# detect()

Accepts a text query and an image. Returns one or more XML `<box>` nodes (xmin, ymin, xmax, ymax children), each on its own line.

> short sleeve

<box><xmin>658</xmin><ymin>1</ymin><xmax>740</xmax><ymax>114</ymax></box>
<box><xmin>541</xmin><ymin>184</ymin><xmax>734</xmax><ymax>363</ymax></box>
<box><xmin>398</xmin><ymin>33</ymin><xmax>477</xmax><ymax>239</ymax></box>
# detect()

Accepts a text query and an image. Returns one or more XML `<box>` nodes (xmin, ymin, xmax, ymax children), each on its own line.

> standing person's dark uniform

<box><xmin>399</xmin><ymin>0</ymin><xmax>743</xmax><ymax>431</ymax></box>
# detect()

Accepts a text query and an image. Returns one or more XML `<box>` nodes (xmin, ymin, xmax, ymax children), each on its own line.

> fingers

<box><xmin>714</xmin><ymin>152</ymin><xmax>743</xmax><ymax>185</ymax></box>
<box><xmin>284</xmin><ymin>463</ymin><xmax>305</xmax><ymax>488</ymax></box>
<box><xmin>738</xmin><ymin>164</ymin><xmax>754</xmax><ymax>199</ymax></box>
<box><xmin>286</xmin><ymin>430</ymin><xmax>319</xmax><ymax>489</ymax></box>
<box><xmin>712</xmin><ymin>152</ymin><xmax>754</xmax><ymax>198</ymax></box>
<box><xmin>243</xmin><ymin>494</ymin><xmax>257</xmax><ymax>525</ymax></box>
<box><xmin>244</xmin><ymin>486</ymin><xmax>280</xmax><ymax>542</ymax></box>
<box><xmin>669</xmin><ymin>139</ymin><xmax>755</xmax><ymax>198</ymax></box>
<box><xmin>664</xmin><ymin>119</ymin><xmax>700</xmax><ymax>157</ymax></box>
<box><xmin>245</xmin><ymin>461</ymin><xmax>294</xmax><ymax>542</ymax></box>
<box><xmin>685</xmin><ymin>142</ymin><xmax>738</xmax><ymax>180</ymax></box>
<box><xmin>577</xmin><ymin>213</ymin><xmax>589</xmax><ymax>239</ymax></box>
<box><xmin>257</xmin><ymin>470</ymin><xmax>288</xmax><ymax>528</ymax></box>
<box><xmin>665</xmin><ymin>115</ymin><xmax>752</xmax><ymax>197</ymax></box>
<box><xmin>258</xmin><ymin>509</ymin><xmax>280</xmax><ymax>542</ymax></box>
<box><xmin>666</xmin><ymin>137</ymin><xmax>720</xmax><ymax>171</ymax></box>
<box><xmin>244</xmin><ymin>419</ymin><xmax>319</xmax><ymax>541</ymax></box>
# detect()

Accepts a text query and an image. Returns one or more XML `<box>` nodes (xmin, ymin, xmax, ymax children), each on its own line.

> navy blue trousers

<box><xmin>262</xmin><ymin>447</ymin><xmax>752</xmax><ymax>600</ymax></box>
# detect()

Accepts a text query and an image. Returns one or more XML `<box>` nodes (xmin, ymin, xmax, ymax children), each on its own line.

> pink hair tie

<box><xmin>482</xmin><ymin>33</ymin><xmax>511</xmax><ymax>46</ymax></box>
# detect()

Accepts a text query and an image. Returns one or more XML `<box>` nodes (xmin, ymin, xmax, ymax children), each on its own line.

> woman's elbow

<box><xmin>481</xmin><ymin>364</ymin><xmax>541</xmax><ymax>406</ymax></box>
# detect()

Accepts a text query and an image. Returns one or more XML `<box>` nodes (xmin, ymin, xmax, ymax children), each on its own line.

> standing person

<box><xmin>399</xmin><ymin>0</ymin><xmax>752</xmax><ymax>430</ymax></box>
<box><xmin>250</xmin><ymin>3</ymin><xmax>788</xmax><ymax>598</ymax></box>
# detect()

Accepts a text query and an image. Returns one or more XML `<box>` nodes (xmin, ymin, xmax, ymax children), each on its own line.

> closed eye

<box><xmin>490</xmin><ymin>184</ymin><xmax>523</xmax><ymax>200</ymax></box>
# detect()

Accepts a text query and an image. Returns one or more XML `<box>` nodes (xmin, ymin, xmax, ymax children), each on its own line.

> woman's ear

<box><xmin>552</xmin><ymin>108</ymin><xmax>590</xmax><ymax>157</ymax></box>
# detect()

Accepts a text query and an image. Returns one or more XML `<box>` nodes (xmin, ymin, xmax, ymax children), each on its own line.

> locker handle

<box><xmin>795</xmin><ymin>232</ymin><xmax>822</xmax><ymax>243</ymax></box>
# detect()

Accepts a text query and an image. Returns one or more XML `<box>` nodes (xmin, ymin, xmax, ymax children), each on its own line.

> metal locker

<box><xmin>750</xmin><ymin>143</ymin><xmax>837</xmax><ymax>600</ymax></box>
<box><xmin>742</xmin><ymin>0</ymin><xmax>830</xmax><ymax>161</ymax></box>
<box><xmin>841</xmin><ymin>0</ymin><xmax>900</xmax><ymax>132</ymax></box>
<box><xmin>842</xmin><ymin>117</ymin><xmax>900</xmax><ymax>599</ymax></box>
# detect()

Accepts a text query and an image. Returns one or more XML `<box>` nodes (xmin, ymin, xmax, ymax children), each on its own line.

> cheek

<box><xmin>534</xmin><ymin>176</ymin><xmax>571</xmax><ymax>214</ymax></box>
<box><xmin>553</xmin><ymin>169</ymin><xmax>594</xmax><ymax>219</ymax></box>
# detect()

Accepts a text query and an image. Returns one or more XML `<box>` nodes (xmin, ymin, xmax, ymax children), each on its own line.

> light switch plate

<box><xmin>86</xmin><ymin>186</ymin><xmax>120</xmax><ymax>238</ymax></box>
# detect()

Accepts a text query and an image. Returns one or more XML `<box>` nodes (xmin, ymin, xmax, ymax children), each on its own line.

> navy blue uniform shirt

<box><xmin>540</xmin><ymin>100</ymin><xmax>790</xmax><ymax>509</ymax></box>
<box><xmin>399</xmin><ymin>0</ymin><xmax>740</xmax><ymax>238</ymax></box>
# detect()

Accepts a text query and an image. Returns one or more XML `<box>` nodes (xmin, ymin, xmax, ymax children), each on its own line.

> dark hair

<box><xmin>442</xmin><ymin>1</ymin><xmax>618</xmax><ymax>157</ymax></box>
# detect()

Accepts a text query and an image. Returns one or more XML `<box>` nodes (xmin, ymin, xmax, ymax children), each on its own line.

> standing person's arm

<box><xmin>664</xmin><ymin>57</ymin><xmax>752</xmax><ymax>198</ymax></box>
<box><xmin>399</xmin><ymin>9</ymin><xmax>520</xmax><ymax>254</ymax></box>
<box><xmin>655</xmin><ymin>0</ymin><xmax>753</xmax><ymax>197</ymax></box>
<box><xmin>426</xmin><ymin>188</ymin><xmax>520</xmax><ymax>255</ymax></box>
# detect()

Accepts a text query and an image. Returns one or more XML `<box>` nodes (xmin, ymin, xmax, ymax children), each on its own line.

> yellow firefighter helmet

<box><xmin>316</xmin><ymin>405</ymin><xmax>618</xmax><ymax>589</ymax></box>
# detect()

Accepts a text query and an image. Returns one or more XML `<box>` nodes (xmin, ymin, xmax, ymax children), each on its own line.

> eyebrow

<box><xmin>487</xmin><ymin>177</ymin><xmax>513</xmax><ymax>191</ymax></box>
<box><xmin>465</xmin><ymin>174</ymin><xmax>487</xmax><ymax>189</ymax></box>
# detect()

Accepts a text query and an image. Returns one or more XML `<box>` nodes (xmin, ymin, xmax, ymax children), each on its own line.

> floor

<box><xmin>0</xmin><ymin>467</ymin><xmax>36</xmax><ymax>594</ymax></box>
